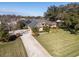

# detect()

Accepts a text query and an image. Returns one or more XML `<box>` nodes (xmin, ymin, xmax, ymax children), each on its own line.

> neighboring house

<box><xmin>50</xmin><ymin>22</ymin><xmax>57</xmax><ymax>28</ymax></box>
<box><xmin>47</xmin><ymin>19</ymin><xmax>64</xmax><ymax>29</ymax></box>
<box><xmin>45</xmin><ymin>20</ymin><xmax>57</xmax><ymax>28</ymax></box>
<box><xmin>56</xmin><ymin>19</ymin><xmax>64</xmax><ymax>27</ymax></box>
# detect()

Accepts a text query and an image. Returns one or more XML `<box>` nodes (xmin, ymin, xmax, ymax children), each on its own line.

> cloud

<box><xmin>0</xmin><ymin>8</ymin><xmax>29</xmax><ymax>16</ymax></box>
<box><xmin>0</xmin><ymin>8</ymin><xmax>16</xmax><ymax>13</ymax></box>
<box><xmin>0</xmin><ymin>8</ymin><xmax>41</xmax><ymax>16</ymax></box>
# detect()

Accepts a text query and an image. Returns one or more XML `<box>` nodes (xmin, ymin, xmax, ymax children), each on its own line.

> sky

<box><xmin>0</xmin><ymin>2</ymin><xmax>71</xmax><ymax>16</ymax></box>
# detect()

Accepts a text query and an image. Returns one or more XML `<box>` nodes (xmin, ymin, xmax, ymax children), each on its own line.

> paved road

<box><xmin>20</xmin><ymin>32</ymin><xmax>51</xmax><ymax>57</ymax></box>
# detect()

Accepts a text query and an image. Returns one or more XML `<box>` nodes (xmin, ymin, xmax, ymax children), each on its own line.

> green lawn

<box><xmin>0</xmin><ymin>38</ymin><xmax>27</xmax><ymax>57</ymax></box>
<box><xmin>36</xmin><ymin>29</ymin><xmax>79</xmax><ymax>57</ymax></box>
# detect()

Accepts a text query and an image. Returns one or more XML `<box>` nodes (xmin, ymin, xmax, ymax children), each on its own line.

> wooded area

<box><xmin>44</xmin><ymin>3</ymin><xmax>79</xmax><ymax>34</ymax></box>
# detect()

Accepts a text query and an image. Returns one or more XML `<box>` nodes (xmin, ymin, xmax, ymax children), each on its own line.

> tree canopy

<box><xmin>44</xmin><ymin>3</ymin><xmax>79</xmax><ymax>34</ymax></box>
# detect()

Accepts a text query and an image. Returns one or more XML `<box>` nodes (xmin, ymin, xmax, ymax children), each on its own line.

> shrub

<box><xmin>32</xmin><ymin>27</ymin><xmax>39</xmax><ymax>36</ymax></box>
<box><xmin>0</xmin><ymin>23</ymin><xmax>9</xmax><ymax>42</ymax></box>
<box><xmin>43</xmin><ymin>26</ymin><xmax>50</xmax><ymax>33</ymax></box>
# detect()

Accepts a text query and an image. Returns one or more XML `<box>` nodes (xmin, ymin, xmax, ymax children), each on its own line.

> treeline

<box><xmin>24</xmin><ymin>16</ymin><xmax>43</xmax><ymax>19</ymax></box>
<box><xmin>44</xmin><ymin>3</ymin><xmax>79</xmax><ymax>34</ymax></box>
<box><xmin>0</xmin><ymin>15</ymin><xmax>43</xmax><ymax>22</ymax></box>
<box><xmin>0</xmin><ymin>15</ymin><xmax>26</xmax><ymax>42</ymax></box>
<box><xmin>0</xmin><ymin>15</ymin><xmax>24</xmax><ymax>23</ymax></box>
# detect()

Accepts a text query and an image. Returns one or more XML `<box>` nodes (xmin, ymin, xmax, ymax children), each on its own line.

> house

<box><xmin>28</xmin><ymin>19</ymin><xmax>47</xmax><ymax>32</ymax></box>
<box><xmin>50</xmin><ymin>22</ymin><xmax>57</xmax><ymax>29</ymax></box>
<box><xmin>46</xmin><ymin>19</ymin><xmax>64</xmax><ymax>29</ymax></box>
<box><xmin>21</xmin><ymin>18</ymin><xmax>64</xmax><ymax>31</ymax></box>
<box><xmin>56</xmin><ymin>19</ymin><xmax>64</xmax><ymax>27</ymax></box>
<box><xmin>44</xmin><ymin>20</ymin><xmax>56</xmax><ymax>29</ymax></box>
<box><xmin>39</xmin><ymin>27</ymin><xmax>43</xmax><ymax>32</ymax></box>
<box><xmin>36</xmin><ymin>22</ymin><xmax>46</xmax><ymax>32</ymax></box>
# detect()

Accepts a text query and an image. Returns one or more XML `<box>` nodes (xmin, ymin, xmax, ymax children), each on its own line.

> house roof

<box><xmin>25</xmin><ymin>18</ymin><xmax>58</xmax><ymax>28</ymax></box>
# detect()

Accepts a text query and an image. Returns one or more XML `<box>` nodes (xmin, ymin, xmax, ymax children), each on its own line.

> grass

<box><xmin>36</xmin><ymin>29</ymin><xmax>79</xmax><ymax>57</ymax></box>
<box><xmin>0</xmin><ymin>38</ymin><xmax>27</xmax><ymax>57</ymax></box>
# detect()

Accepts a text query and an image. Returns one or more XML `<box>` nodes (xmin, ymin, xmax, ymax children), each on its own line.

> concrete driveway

<box><xmin>20</xmin><ymin>32</ymin><xmax>51</xmax><ymax>57</ymax></box>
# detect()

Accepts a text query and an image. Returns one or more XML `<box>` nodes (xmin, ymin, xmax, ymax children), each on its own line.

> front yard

<box><xmin>36</xmin><ymin>29</ymin><xmax>79</xmax><ymax>57</ymax></box>
<box><xmin>0</xmin><ymin>38</ymin><xmax>27</xmax><ymax>57</ymax></box>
